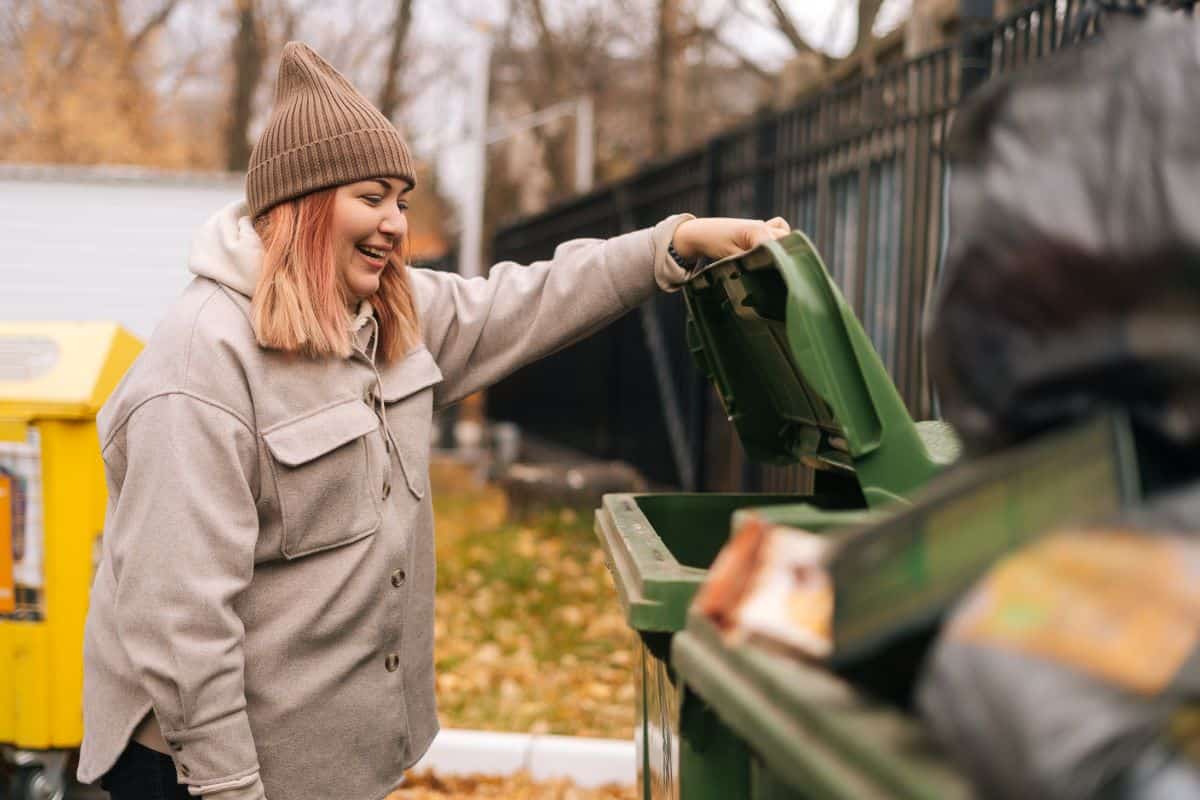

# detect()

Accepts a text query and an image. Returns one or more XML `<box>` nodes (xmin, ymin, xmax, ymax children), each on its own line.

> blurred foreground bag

<box><xmin>927</xmin><ymin>8</ymin><xmax>1200</xmax><ymax>460</ymax></box>
<box><xmin>922</xmin><ymin>8</ymin><xmax>1200</xmax><ymax>796</ymax></box>
<box><xmin>917</xmin><ymin>488</ymin><xmax>1200</xmax><ymax>799</ymax></box>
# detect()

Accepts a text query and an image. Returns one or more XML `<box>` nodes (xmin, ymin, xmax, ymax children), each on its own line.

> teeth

<box><xmin>359</xmin><ymin>245</ymin><xmax>388</xmax><ymax>259</ymax></box>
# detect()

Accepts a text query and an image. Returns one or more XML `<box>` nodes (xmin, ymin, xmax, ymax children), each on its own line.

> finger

<box><xmin>754</xmin><ymin>223</ymin><xmax>788</xmax><ymax>245</ymax></box>
<box><xmin>746</xmin><ymin>226</ymin><xmax>775</xmax><ymax>249</ymax></box>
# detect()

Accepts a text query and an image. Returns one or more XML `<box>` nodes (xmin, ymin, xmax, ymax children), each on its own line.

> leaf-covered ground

<box><xmin>425</xmin><ymin>459</ymin><xmax>639</xmax><ymax>740</ymax></box>
<box><xmin>392</xmin><ymin>770</ymin><xmax>636</xmax><ymax>799</ymax></box>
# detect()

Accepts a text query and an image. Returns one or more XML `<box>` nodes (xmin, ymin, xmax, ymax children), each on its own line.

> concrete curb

<box><xmin>411</xmin><ymin>728</ymin><xmax>636</xmax><ymax>788</ymax></box>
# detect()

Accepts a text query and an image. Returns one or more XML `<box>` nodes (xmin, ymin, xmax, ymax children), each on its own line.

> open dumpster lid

<box><xmin>0</xmin><ymin>322</ymin><xmax>142</xmax><ymax>422</ymax></box>
<box><xmin>683</xmin><ymin>232</ymin><xmax>957</xmax><ymax>507</ymax></box>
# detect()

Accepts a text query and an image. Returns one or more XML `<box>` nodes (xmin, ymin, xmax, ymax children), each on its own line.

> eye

<box><xmin>362</xmin><ymin>195</ymin><xmax>382</xmax><ymax>205</ymax></box>
<box><xmin>397</xmin><ymin>201</ymin><xmax>410</xmax><ymax>212</ymax></box>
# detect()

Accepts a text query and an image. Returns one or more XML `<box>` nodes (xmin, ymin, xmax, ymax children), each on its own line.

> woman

<box><xmin>78</xmin><ymin>42</ymin><xmax>790</xmax><ymax>800</ymax></box>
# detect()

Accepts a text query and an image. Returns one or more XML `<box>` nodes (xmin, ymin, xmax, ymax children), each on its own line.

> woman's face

<box><xmin>330</xmin><ymin>177</ymin><xmax>411</xmax><ymax>302</ymax></box>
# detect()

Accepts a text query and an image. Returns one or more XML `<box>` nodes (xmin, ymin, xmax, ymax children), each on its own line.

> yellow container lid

<box><xmin>0</xmin><ymin>322</ymin><xmax>142</xmax><ymax>421</ymax></box>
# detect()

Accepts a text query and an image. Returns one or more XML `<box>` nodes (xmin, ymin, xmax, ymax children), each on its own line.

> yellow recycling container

<box><xmin>0</xmin><ymin>322</ymin><xmax>141</xmax><ymax>799</ymax></box>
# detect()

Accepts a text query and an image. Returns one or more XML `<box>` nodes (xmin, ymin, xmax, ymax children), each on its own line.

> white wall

<box><xmin>0</xmin><ymin>167</ymin><xmax>243</xmax><ymax>342</ymax></box>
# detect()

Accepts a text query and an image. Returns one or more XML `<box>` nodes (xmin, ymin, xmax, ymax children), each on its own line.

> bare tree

<box><xmin>854</xmin><ymin>0</ymin><xmax>884</xmax><ymax>53</ymax></box>
<box><xmin>763</xmin><ymin>0</ymin><xmax>826</xmax><ymax>57</ymax></box>
<box><xmin>509</xmin><ymin>0</ymin><xmax>584</xmax><ymax>203</ymax></box>
<box><xmin>377</xmin><ymin>0</ymin><xmax>415</xmax><ymax>122</ymax></box>
<box><xmin>101</xmin><ymin>0</ymin><xmax>184</xmax><ymax>88</ymax></box>
<box><xmin>652</xmin><ymin>0</ymin><xmax>679</xmax><ymax>156</ymax></box>
<box><xmin>226</xmin><ymin>0</ymin><xmax>264</xmax><ymax>171</ymax></box>
<box><xmin>728</xmin><ymin>0</ymin><xmax>887</xmax><ymax>69</ymax></box>
<box><xmin>126</xmin><ymin>0</ymin><xmax>182</xmax><ymax>53</ymax></box>
<box><xmin>0</xmin><ymin>0</ymin><xmax>201</xmax><ymax>166</ymax></box>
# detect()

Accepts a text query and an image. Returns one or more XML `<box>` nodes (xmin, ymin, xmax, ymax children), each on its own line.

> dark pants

<box><xmin>99</xmin><ymin>741</ymin><xmax>190</xmax><ymax>800</ymax></box>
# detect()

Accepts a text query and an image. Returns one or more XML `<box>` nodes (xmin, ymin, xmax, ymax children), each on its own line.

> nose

<box><xmin>379</xmin><ymin>206</ymin><xmax>407</xmax><ymax>238</ymax></box>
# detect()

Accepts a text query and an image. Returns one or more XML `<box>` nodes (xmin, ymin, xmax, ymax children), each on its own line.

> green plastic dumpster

<box><xmin>594</xmin><ymin>231</ymin><xmax>960</xmax><ymax>799</ymax></box>
<box><xmin>671</xmin><ymin>410</ymin><xmax>1141</xmax><ymax>799</ymax></box>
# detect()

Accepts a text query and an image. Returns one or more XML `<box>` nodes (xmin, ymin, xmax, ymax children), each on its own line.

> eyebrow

<box><xmin>367</xmin><ymin>178</ymin><xmax>412</xmax><ymax>196</ymax></box>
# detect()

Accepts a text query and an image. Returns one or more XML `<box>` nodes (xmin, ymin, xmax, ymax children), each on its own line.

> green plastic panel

<box><xmin>596</xmin><ymin>493</ymin><xmax>868</xmax><ymax>635</ymax></box>
<box><xmin>831</xmin><ymin>410</ymin><xmax>1141</xmax><ymax>663</ymax></box>
<box><xmin>732</xmin><ymin>504</ymin><xmax>881</xmax><ymax>537</ymax></box>
<box><xmin>673</xmin><ymin>614</ymin><xmax>971</xmax><ymax>800</ymax></box>
<box><xmin>684</xmin><ymin>232</ymin><xmax>952</xmax><ymax>508</ymax></box>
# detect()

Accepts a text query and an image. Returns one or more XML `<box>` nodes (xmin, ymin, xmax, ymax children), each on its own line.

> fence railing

<box><xmin>489</xmin><ymin>0</ymin><xmax>1156</xmax><ymax>491</ymax></box>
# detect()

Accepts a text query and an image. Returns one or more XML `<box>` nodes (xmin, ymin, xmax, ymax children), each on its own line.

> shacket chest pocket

<box><xmin>261</xmin><ymin>398</ymin><xmax>382</xmax><ymax>558</ymax></box>
<box><xmin>380</xmin><ymin>345</ymin><xmax>444</xmax><ymax>499</ymax></box>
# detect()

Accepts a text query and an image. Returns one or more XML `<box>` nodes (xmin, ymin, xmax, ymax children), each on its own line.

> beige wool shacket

<box><xmin>128</xmin><ymin>264</ymin><xmax>379</xmax><ymax>800</ymax></box>
<box><xmin>128</xmin><ymin>297</ymin><xmax>376</xmax><ymax>800</ymax></box>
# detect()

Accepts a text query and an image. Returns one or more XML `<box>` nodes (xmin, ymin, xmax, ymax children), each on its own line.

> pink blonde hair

<box><xmin>250</xmin><ymin>187</ymin><xmax>421</xmax><ymax>362</ymax></box>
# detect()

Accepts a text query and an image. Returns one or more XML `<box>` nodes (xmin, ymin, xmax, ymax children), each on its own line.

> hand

<box><xmin>671</xmin><ymin>216</ymin><xmax>791</xmax><ymax>261</ymax></box>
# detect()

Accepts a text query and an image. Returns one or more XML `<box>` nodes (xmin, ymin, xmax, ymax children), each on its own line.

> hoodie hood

<box><xmin>189</xmin><ymin>199</ymin><xmax>374</xmax><ymax>331</ymax></box>
<box><xmin>189</xmin><ymin>200</ymin><xmax>262</xmax><ymax>298</ymax></box>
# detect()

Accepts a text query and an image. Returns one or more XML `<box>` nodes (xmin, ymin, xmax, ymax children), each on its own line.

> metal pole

<box><xmin>959</xmin><ymin>0</ymin><xmax>995</xmax><ymax>99</ymax></box>
<box><xmin>420</xmin><ymin>95</ymin><xmax>593</xmax><ymax>208</ymax></box>
<box><xmin>459</xmin><ymin>25</ymin><xmax>493</xmax><ymax>279</ymax></box>
<box><xmin>614</xmin><ymin>186</ymin><xmax>696</xmax><ymax>491</ymax></box>
<box><xmin>575</xmin><ymin>95</ymin><xmax>594</xmax><ymax>194</ymax></box>
<box><xmin>484</xmin><ymin>98</ymin><xmax>579</xmax><ymax>145</ymax></box>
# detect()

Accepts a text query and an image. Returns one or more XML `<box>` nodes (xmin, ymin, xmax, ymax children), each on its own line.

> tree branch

<box><xmin>128</xmin><ymin>0</ymin><xmax>182</xmax><ymax>54</ymax></box>
<box><xmin>522</xmin><ymin>0</ymin><xmax>565</xmax><ymax>93</ymax></box>
<box><xmin>856</xmin><ymin>0</ymin><xmax>884</xmax><ymax>52</ymax></box>
<box><xmin>225</xmin><ymin>0</ymin><xmax>264</xmax><ymax>171</ymax></box>
<box><xmin>728</xmin><ymin>0</ymin><xmax>780</xmax><ymax>31</ymax></box>
<box><xmin>274</xmin><ymin>0</ymin><xmax>325</xmax><ymax>44</ymax></box>
<box><xmin>765</xmin><ymin>0</ymin><xmax>821</xmax><ymax>55</ymax></box>
<box><xmin>378</xmin><ymin>0</ymin><xmax>414</xmax><ymax>121</ymax></box>
<box><xmin>694</xmin><ymin>25</ymin><xmax>773</xmax><ymax>82</ymax></box>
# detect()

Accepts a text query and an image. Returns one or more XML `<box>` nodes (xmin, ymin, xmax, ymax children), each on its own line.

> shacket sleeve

<box><xmin>414</xmin><ymin>213</ymin><xmax>694</xmax><ymax>407</ymax></box>
<box><xmin>104</xmin><ymin>391</ymin><xmax>264</xmax><ymax>797</ymax></box>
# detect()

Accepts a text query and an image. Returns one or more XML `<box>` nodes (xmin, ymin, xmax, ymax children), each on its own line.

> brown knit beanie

<box><xmin>246</xmin><ymin>41</ymin><xmax>417</xmax><ymax>218</ymax></box>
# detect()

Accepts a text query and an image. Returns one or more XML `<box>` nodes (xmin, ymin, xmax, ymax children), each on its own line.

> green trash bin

<box><xmin>594</xmin><ymin>232</ymin><xmax>960</xmax><ymax>799</ymax></box>
<box><xmin>671</xmin><ymin>410</ymin><xmax>1141</xmax><ymax>799</ymax></box>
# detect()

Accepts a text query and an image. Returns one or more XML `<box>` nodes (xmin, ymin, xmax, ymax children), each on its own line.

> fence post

<box><xmin>754</xmin><ymin>115</ymin><xmax>778</xmax><ymax>219</ymax></box>
<box><xmin>704</xmin><ymin>138</ymin><xmax>720</xmax><ymax>217</ymax></box>
<box><xmin>687</xmin><ymin>139</ymin><xmax>725</xmax><ymax>491</ymax></box>
<box><xmin>960</xmin><ymin>0</ymin><xmax>995</xmax><ymax>98</ymax></box>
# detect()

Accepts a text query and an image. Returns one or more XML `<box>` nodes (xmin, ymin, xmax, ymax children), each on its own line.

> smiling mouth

<box><xmin>355</xmin><ymin>245</ymin><xmax>391</xmax><ymax>270</ymax></box>
<box><xmin>356</xmin><ymin>244</ymin><xmax>390</xmax><ymax>261</ymax></box>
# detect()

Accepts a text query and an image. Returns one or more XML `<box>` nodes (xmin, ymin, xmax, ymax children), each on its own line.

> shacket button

<box><xmin>382</xmin><ymin>481</ymin><xmax>392</xmax><ymax>500</ymax></box>
<box><xmin>169</xmin><ymin>741</ymin><xmax>183</xmax><ymax>752</ymax></box>
<box><xmin>385</xmin><ymin>653</ymin><xmax>400</xmax><ymax>672</ymax></box>
<box><xmin>391</xmin><ymin>569</ymin><xmax>406</xmax><ymax>588</ymax></box>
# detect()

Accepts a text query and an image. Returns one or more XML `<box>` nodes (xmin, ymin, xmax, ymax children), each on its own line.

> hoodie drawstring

<box><xmin>355</xmin><ymin>313</ymin><xmax>424</xmax><ymax>500</ymax></box>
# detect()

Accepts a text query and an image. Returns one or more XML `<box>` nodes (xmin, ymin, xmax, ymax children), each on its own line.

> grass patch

<box><xmin>429</xmin><ymin>462</ymin><xmax>638</xmax><ymax>740</ymax></box>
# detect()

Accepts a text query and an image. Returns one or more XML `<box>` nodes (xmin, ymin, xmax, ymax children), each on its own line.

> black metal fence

<box><xmin>489</xmin><ymin>0</ymin><xmax>1156</xmax><ymax>491</ymax></box>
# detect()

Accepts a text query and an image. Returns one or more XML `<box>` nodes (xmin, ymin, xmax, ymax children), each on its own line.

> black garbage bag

<box><xmin>921</xmin><ymin>8</ymin><xmax>1200</xmax><ymax>797</ymax></box>
<box><xmin>926</xmin><ymin>8</ymin><xmax>1200</xmax><ymax>468</ymax></box>
<box><xmin>917</xmin><ymin>486</ymin><xmax>1200</xmax><ymax>800</ymax></box>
